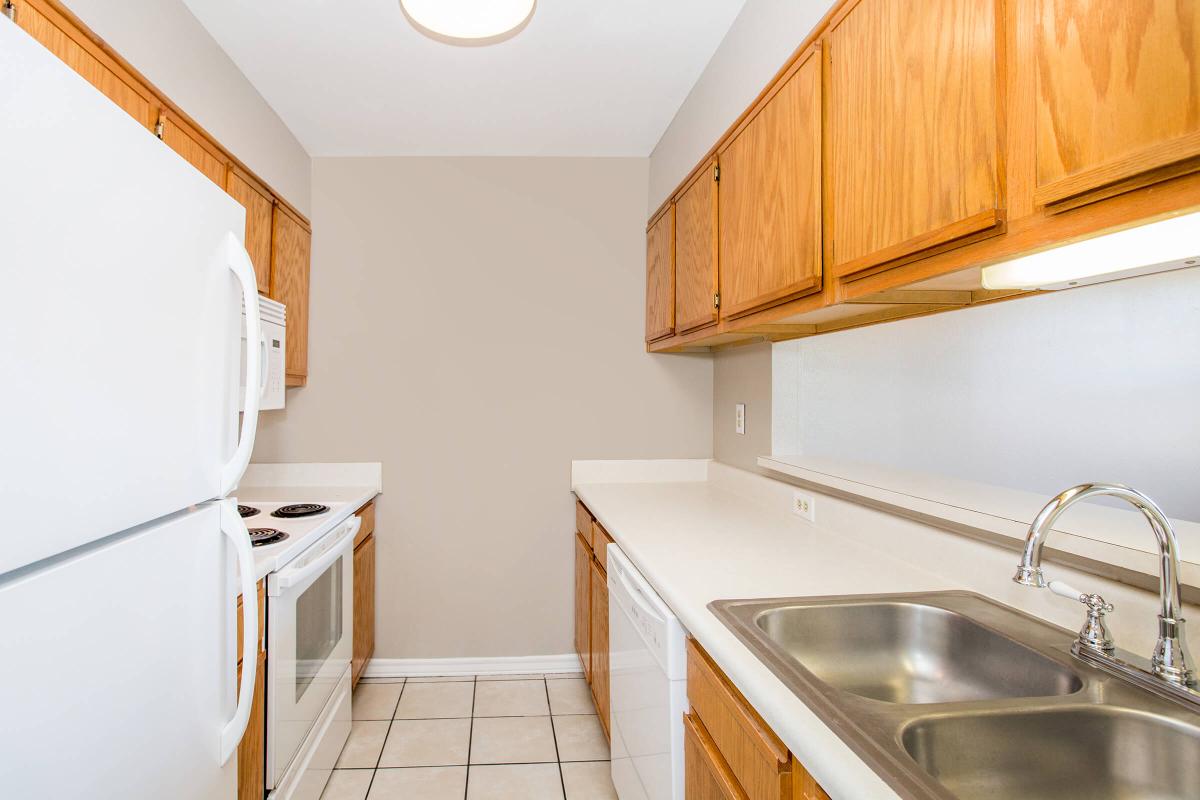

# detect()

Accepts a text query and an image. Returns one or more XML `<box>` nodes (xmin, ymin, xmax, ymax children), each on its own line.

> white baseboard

<box><xmin>362</xmin><ymin>653</ymin><xmax>584</xmax><ymax>678</ymax></box>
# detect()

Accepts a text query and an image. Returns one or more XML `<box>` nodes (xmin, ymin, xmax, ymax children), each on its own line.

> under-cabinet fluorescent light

<box><xmin>400</xmin><ymin>0</ymin><xmax>536</xmax><ymax>45</ymax></box>
<box><xmin>980</xmin><ymin>210</ymin><xmax>1200</xmax><ymax>290</ymax></box>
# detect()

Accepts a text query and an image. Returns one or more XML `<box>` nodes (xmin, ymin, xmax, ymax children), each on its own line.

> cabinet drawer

<box><xmin>355</xmin><ymin>501</ymin><xmax>376</xmax><ymax>548</ymax></box>
<box><xmin>684</xmin><ymin>712</ymin><xmax>748</xmax><ymax>800</ymax></box>
<box><xmin>592</xmin><ymin>521</ymin><xmax>614</xmax><ymax>574</ymax></box>
<box><xmin>687</xmin><ymin>639</ymin><xmax>791</xmax><ymax>800</ymax></box>
<box><xmin>575</xmin><ymin>499</ymin><xmax>594</xmax><ymax>550</ymax></box>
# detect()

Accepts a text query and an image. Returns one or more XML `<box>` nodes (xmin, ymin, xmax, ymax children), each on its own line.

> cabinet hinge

<box><xmin>713</xmin><ymin>164</ymin><xmax>720</xmax><ymax>182</ymax></box>
<box><xmin>713</xmin><ymin>292</ymin><xmax>721</xmax><ymax>309</ymax></box>
<box><xmin>2</xmin><ymin>1</ymin><xmax>16</xmax><ymax>21</ymax></box>
<box><xmin>154</xmin><ymin>114</ymin><xmax>165</xmax><ymax>139</ymax></box>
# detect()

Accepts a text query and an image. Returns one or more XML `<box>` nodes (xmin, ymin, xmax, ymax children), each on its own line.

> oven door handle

<box><xmin>273</xmin><ymin>516</ymin><xmax>360</xmax><ymax>592</ymax></box>
<box><xmin>219</xmin><ymin>499</ymin><xmax>258</xmax><ymax>765</ymax></box>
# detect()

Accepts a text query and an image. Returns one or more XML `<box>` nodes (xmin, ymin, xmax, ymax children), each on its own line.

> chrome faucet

<box><xmin>1014</xmin><ymin>483</ymin><xmax>1195</xmax><ymax>690</ymax></box>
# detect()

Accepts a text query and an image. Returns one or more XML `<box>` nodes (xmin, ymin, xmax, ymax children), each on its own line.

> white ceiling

<box><xmin>183</xmin><ymin>0</ymin><xmax>747</xmax><ymax>157</ymax></box>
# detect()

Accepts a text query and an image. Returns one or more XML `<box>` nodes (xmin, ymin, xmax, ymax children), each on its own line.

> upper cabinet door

<box><xmin>13</xmin><ymin>0</ymin><xmax>156</xmax><ymax>129</ymax></box>
<box><xmin>226</xmin><ymin>167</ymin><xmax>275</xmax><ymax>294</ymax></box>
<box><xmin>1034</xmin><ymin>0</ymin><xmax>1200</xmax><ymax>211</ymax></box>
<box><xmin>674</xmin><ymin>162</ymin><xmax>719</xmax><ymax>333</ymax></box>
<box><xmin>157</xmin><ymin>109</ymin><xmax>227</xmax><ymax>189</ymax></box>
<box><xmin>828</xmin><ymin>0</ymin><xmax>1003</xmax><ymax>280</ymax></box>
<box><xmin>645</xmin><ymin>205</ymin><xmax>675</xmax><ymax>343</ymax></box>
<box><xmin>718</xmin><ymin>49</ymin><xmax>822</xmax><ymax>319</ymax></box>
<box><xmin>271</xmin><ymin>205</ymin><xmax>311</xmax><ymax>385</ymax></box>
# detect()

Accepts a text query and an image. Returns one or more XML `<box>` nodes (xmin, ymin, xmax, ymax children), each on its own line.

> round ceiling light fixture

<box><xmin>400</xmin><ymin>0</ymin><xmax>536</xmax><ymax>46</ymax></box>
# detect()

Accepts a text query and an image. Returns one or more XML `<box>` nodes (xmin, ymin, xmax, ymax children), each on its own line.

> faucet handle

<box><xmin>1049</xmin><ymin>579</ymin><xmax>1115</xmax><ymax>653</ymax></box>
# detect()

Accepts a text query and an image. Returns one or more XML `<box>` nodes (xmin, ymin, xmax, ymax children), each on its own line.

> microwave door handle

<box><xmin>220</xmin><ymin>232</ymin><xmax>261</xmax><ymax>497</ymax></box>
<box><xmin>258</xmin><ymin>332</ymin><xmax>269</xmax><ymax>397</ymax></box>
<box><xmin>274</xmin><ymin>517</ymin><xmax>360</xmax><ymax>591</ymax></box>
<box><xmin>219</xmin><ymin>500</ymin><xmax>258</xmax><ymax>765</ymax></box>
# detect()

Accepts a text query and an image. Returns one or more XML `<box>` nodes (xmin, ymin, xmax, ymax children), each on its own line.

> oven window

<box><xmin>295</xmin><ymin>556</ymin><xmax>343</xmax><ymax>703</ymax></box>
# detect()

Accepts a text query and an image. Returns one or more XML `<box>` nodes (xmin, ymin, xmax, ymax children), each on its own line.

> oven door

<box><xmin>267</xmin><ymin>516</ymin><xmax>358</xmax><ymax>789</ymax></box>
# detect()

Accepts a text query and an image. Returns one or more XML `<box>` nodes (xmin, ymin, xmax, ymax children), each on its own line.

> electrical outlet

<box><xmin>735</xmin><ymin>403</ymin><xmax>746</xmax><ymax>435</ymax></box>
<box><xmin>792</xmin><ymin>490</ymin><xmax>816</xmax><ymax>522</ymax></box>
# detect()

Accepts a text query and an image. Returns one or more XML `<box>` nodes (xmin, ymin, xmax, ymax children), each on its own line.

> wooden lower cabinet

<box><xmin>352</xmin><ymin>533</ymin><xmax>376</xmax><ymax>687</ymax></box>
<box><xmin>686</xmin><ymin>638</ymin><xmax>829</xmax><ymax>800</ymax></box>
<box><xmin>237</xmin><ymin>649</ymin><xmax>267</xmax><ymax>800</ymax></box>
<box><xmin>352</xmin><ymin>501</ymin><xmax>377</xmax><ymax>688</ymax></box>
<box><xmin>684</xmin><ymin>712</ymin><xmax>749</xmax><ymax>800</ymax></box>
<box><xmin>589</xmin><ymin>557</ymin><xmax>610</xmax><ymax>738</ymax></box>
<box><xmin>236</xmin><ymin>579</ymin><xmax>267</xmax><ymax>800</ymax></box>
<box><xmin>574</xmin><ymin>532</ymin><xmax>592</xmax><ymax>683</ymax></box>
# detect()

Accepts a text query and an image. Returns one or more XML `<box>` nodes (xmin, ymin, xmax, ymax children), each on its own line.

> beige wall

<box><xmin>647</xmin><ymin>0</ymin><xmax>836</xmax><ymax>212</ymax></box>
<box><xmin>63</xmin><ymin>0</ymin><xmax>311</xmax><ymax>214</ymax></box>
<box><xmin>712</xmin><ymin>343</ymin><xmax>772</xmax><ymax>472</ymax></box>
<box><xmin>253</xmin><ymin>157</ymin><xmax>713</xmax><ymax>659</ymax></box>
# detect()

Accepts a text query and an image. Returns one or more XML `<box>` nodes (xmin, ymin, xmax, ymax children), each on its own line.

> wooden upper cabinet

<box><xmin>675</xmin><ymin>162</ymin><xmax>720</xmax><ymax>333</ymax></box>
<box><xmin>827</xmin><ymin>0</ymin><xmax>1003</xmax><ymax>280</ymax></box>
<box><xmin>271</xmin><ymin>205</ymin><xmax>312</xmax><ymax>385</ymax></box>
<box><xmin>156</xmin><ymin>109</ymin><xmax>227</xmax><ymax>188</ymax></box>
<box><xmin>226</xmin><ymin>168</ymin><xmax>275</xmax><ymax>294</ymax></box>
<box><xmin>1034</xmin><ymin>0</ymin><xmax>1200</xmax><ymax>210</ymax></box>
<box><xmin>645</xmin><ymin>205</ymin><xmax>675</xmax><ymax>343</ymax></box>
<box><xmin>13</xmin><ymin>0</ymin><xmax>156</xmax><ymax>128</ymax></box>
<box><xmin>717</xmin><ymin>49</ymin><xmax>822</xmax><ymax>319</ymax></box>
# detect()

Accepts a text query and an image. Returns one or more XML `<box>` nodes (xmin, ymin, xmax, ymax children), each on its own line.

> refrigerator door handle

<box><xmin>219</xmin><ymin>499</ymin><xmax>259</xmax><ymax>765</ymax></box>
<box><xmin>221</xmin><ymin>232</ymin><xmax>261</xmax><ymax>497</ymax></box>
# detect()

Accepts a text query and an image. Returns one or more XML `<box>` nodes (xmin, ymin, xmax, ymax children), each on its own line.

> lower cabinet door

<box><xmin>574</xmin><ymin>533</ymin><xmax>592</xmax><ymax>683</ymax></box>
<box><xmin>237</xmin><ymin>650</ymin><xmax>267</xmax><ymax>800</ymax></box>
<box><xmin>684</xmin><ymin>712</ymin><xmax>748</xmax><ymax>800</ymax></box>
<box><xmin>589</xmin><ymin>558</ymin><xmax>610</xmax><ymax>738</ymax></box>
<box><xmin>352</xmin><ymin>534</ymin><xmax>376</xmax><ymax>687</ymax></box>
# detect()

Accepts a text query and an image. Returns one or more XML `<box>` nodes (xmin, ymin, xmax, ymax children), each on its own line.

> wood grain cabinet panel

<box><xmin>271</xmin><ymin>205</ymin><xmax>312</xmax><ymax>385</ymax></box>
<box><xmin>684</xmin><ymin>713</ymin><xmax>749</xmax><ymax>800</ymax></box>
<box><xmin>574</xmin><ymin>532</ymin><xmax>592</xmax><ymax>683</ymax></box>
<box><xmin>827</xmin><ymin>0</ymin><xmax>1003</xmax><ymax>279</ymax></box>
<box><xmin>236</xmin><ymin>649</ymin><xmax>266</xmax><ymax>800</ymax></box>
<box><xmin>718</xmin><ymin>50</ymin><xmax>822</xmax><ymax>319</ymax></box>
<box><xmin>1034</xmin><ymin>0</ymin><xmax>1200</xmax><ymax>210</ymax></box>
<box><xmin>576</xmin><ymin>500</ymin><xmax>594</xmax><ymax>550</ymax></box>
<box><xmin>13</xmin><ymin>0</ymin><xmax>156</xmax><ymax>128</ymax></box>
<box><xmin>687</xmin><ymin>639</ymin><xmax>791</xmax><ymax>800</ymax></box>
<box><xmin>352</xmin><ymin>534</ymin><xmax>375</xmax><ymax>688</ymax></box>
<box><xmin>646</xmin><ymin>205</ymin><xmax>676</xmax><ymax>342</ymax></box>
<box><xmin>675</xmin><ymin>163</ymin><xmax>720</xmax><ymax>333</ymax></box>
<box><xmin>226</xmin><ymin>168</ymin><xmax>275</xmax><ymax>294</ymax></box>
<box><xmin>157</xmin><ymin>109</ymin><xmax>227</xmax><ymax>188</ymax></box>
<box><xmin>589</xmin><ymin>558</ymin><xmax>610</xmax><ymax>739</ymax></box>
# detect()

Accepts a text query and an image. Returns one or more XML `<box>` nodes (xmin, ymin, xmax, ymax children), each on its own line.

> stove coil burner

<box><xmin>248</xmin><ymin>528</ymin><xmax>289</xmax><ymax>548</ymax></box>
<box><xmin>271</xmin><ymin>503</ymin><xmax>330</xmax><ymax>519</ymax></box>
<box><xmin>238</xmin><ymin>505</ymin><xmax>261</xmax><ymax>519</ymax></box>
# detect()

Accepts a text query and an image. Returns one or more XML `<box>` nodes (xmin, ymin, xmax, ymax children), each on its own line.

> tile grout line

<box><xmin>544</xmin><ymin>677</ymin><xmax>569</xmax><ymax>800</ymax></box>
<box><xmin>363</xmin><ymin>677</ymin><xmax>405</xmax><ymax>798</ymax></box>
<box><xmin>464</xmin><ymin>675</ymin><xmax>477</xmax><ymax>800</ymax></box>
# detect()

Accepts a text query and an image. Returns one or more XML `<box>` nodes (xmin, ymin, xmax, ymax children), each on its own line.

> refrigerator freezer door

<box><xmin>0</xmin><ymin>502</ymin><xmax>239</xmax><ymax>799</ymax></box>
<box><xmin>0</xmin><ymin>21</ymin><xmax>252</xmax><ymax>574</ymax></box>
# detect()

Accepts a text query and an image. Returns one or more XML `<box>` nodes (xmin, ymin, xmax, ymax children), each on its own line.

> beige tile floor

<box><xmin>321</xmin><ymin>674</ymin><xmax>618</xmax><ymax>800</ymax></box>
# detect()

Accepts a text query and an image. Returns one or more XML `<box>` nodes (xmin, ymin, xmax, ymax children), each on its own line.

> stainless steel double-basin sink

<box><xmin>710</xmin><ymin>592</ymin><xmax>1200</xmax><ymax>800</ymax></box>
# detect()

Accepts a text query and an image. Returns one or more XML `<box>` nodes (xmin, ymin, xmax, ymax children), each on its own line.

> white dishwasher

<box><xmin>607</xmin><ymin>544</ymin><xmax>687</xmax><ymax>800</ymax></box>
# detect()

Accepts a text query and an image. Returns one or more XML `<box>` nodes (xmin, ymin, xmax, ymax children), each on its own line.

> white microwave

<box><xmin>241</xmin><ymin>296</ymin><xmax>286</xmax><ymax>411</ymax></box>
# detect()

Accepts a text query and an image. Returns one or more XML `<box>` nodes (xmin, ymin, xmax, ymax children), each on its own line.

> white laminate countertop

<box><xmin>573</xmin><ymin>466</ymin><xmax>965</xmax><ymax>800</ymax></box>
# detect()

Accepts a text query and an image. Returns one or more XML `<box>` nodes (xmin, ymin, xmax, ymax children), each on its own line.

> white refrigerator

<box><xmin>0</xmin><ymin>18</ymin><xmax>264</xmax><ymax>799</ymax></box>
